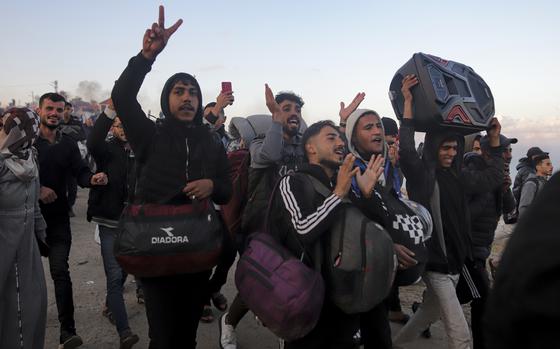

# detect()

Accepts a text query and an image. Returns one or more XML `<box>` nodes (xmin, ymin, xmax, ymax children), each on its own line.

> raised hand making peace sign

<box><xmin>142</xmin><ymin>5</ymin><xmax>183</xmax><ymax>60</ymax></box>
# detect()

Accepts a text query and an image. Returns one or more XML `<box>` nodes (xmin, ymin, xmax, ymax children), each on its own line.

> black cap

<box><xmin>533</xmin><ymin>152</ymin><xmax>550</xmax><ymax>163</ymax></box>
<box><xmin>480</xmin><ymin>134</ymin><xmax>518</xmax><ymax>150</ymax></box>
<box><xmin>527</xmin><ymin>147</ymin><xmax>544</xmax><ymax>159</ymax></box>
<box><xmin>381</xmin><ymin>117</ymin><xmax>399</xmax><ymax>136</ymax></box>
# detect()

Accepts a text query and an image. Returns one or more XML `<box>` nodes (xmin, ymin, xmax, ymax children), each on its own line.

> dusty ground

<box><xmin>43</xmin><ymin>189</ymin><xmax>513</xmax><ymax>348</ymax></box>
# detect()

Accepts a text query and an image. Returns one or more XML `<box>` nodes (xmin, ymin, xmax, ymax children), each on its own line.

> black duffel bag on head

<box><xmin>115</xmin><ymin>199</ymin><xmax>223</xmax><ymax>277</ymax></box>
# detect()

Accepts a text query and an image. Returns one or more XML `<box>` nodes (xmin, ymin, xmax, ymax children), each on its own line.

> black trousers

<box><xmin>469</xmin><ymin>259</ymin><xmax>490</xmax><ymax>349</ymax></box>
<box><xmin>141</xmin><ymin>271</ymin><xmax>211</xmax><ymax>349</ymax></box>
<box><xmin>386</xmin><ymin>283</ymin><xmax>403</xmax><ymax>312</ymax></box>
<box><xmin>45</xmin><ymin>219</ymin><xmax>76</xmax><ymax>342</ymax></box>
<box><xmin>66</xmin><ymin>175</ymin><xmax>77</xmax><ymax>209</ymax></box>
<box><xmin>360</xmin><ymin>302</ymin><xmax>392</xmax><ymax>349</ymax></box>
<box><xmin>206</xmin><ymin>223</ymin><xmax>237</xmax><ymax>303</ymax></box>
<box><xmin>285</xmin><ymin>301</ymin><xmax>360</xmax><ymax>349</ymax></box>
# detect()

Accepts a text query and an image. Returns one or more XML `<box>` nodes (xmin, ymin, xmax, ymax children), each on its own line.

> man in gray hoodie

<box><xmin>220</xmin><ymin>85</ymin><xmax>306</xmax><ymax>349</ymax></box>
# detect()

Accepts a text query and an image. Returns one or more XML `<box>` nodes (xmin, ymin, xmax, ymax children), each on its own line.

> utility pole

<box><xmin>51</xmin><ymin>80</ymin><xmax>58</xmax><ymax>93</ymax></box>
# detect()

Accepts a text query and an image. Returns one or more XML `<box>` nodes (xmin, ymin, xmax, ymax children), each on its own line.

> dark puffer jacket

<box><xmin>463</xmin><ymin>152</ymin><xmax>503</xmax><ymax>261</ymax></box>
<box><xmin>86</xmin><ymin>112</ymin><xmax>136</xmax><ymax>222</ymax></box>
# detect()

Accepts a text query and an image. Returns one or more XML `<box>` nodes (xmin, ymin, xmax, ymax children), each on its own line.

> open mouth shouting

<box><xmin>287</xmin><ymin>115</ymin><xmax>300</xmax><ymax>127</ymax></box>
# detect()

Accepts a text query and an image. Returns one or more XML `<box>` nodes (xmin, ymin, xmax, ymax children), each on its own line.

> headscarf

<box><xmin>0</xmin><ymin>108</ymin><xmax>41</xmax><ymax>181</ymax></box>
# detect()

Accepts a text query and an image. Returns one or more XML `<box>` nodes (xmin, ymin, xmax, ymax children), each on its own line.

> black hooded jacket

<box><xmin>463</xmin><ymin>152</ymin><xmax>514</xmax><ymax>261</ymax></box>
<box><xmin>399</xmin><ymin>119</ymin><xmax>504</xmax><ymax>273</ymax></box>
<box><xmin>111</xmin><ymin>53</ymin><xmax>231</xmax><ymax>205</ymax></box>
<box><xmin>86</xmin><ymin>112</ymin><xmax>136</xmax><ymax>222</ymax></box>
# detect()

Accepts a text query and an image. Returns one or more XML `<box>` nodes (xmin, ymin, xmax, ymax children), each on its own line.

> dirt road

<box><xmin>43</xmin><ymin>189</ymin><xmax>512</xmax><ymax>348</ymax></box>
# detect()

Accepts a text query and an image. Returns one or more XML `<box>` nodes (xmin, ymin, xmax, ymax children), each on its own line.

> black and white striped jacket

<box><xmin>269</xmin><ymin>164</ymin><xmax>344</xmax><ymax>267</ymax></box>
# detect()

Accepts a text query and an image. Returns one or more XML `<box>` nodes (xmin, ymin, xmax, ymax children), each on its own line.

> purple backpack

<box><xmin>235</xmin><ymin>232</ymin><xmax>324</xmax><ymax>341</ymax></box>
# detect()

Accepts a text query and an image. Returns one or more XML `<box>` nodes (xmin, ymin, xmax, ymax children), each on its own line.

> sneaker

<box><xmin>58</xmin><ymin>334</ymin><xmax>83</xmax><ymax>349</ymax></box>
<box><xmin>120</xmin><ymin>331</ymin><xmax>140</xmax><ymax>349</ymax></box>
<box><xmin>200</xmin><ymin>305</ymin><xmax>215</xmax><ymax>323</ymax></box>
<box><xmin>219</xmin><ymin>313</ymin><xmax>237</xmax><ymax>349</ymax></box>
<box><xmin>211</xmin><ymin>292</ymin><xmax>228</xmax><ymax>311</ymax></box>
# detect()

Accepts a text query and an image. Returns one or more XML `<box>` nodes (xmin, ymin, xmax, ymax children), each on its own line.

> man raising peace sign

<box><xmin>111</xmin><ymin>6</ymin><xmax>232</xmax><ymax>349</ymax></box>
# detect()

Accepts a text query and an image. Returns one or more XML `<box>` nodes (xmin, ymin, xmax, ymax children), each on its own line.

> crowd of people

<box><xmin>1</xmin><ymin>6</ymin><xmax>557</xmax><ymax>349</ymax></box>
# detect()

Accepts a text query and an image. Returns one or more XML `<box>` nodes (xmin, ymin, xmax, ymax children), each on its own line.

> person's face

<box><xmin>111</xmin><ymin>117</ymin><xmax>127</xmax><ymax>142</ymax></box>
<box><xmin>354</xmin><ymin>113</ymin><xmax>384</xmax><ymax>157</ymax></box>
<box><xmin>438</xmin><ymin>140</ymin><xmax>458</xmax><ymax>168</ymax></box>
<box><xmin>38</xmin><ymin>99</ymin><xmax>64</xmax><ymax>129</ymax></box>
<box><xmin>472</xmin><ymin>140</ymin><xmax>482</xmax><ymax>155</ymax></box>
<box><xmin>307</xmin><ymin>126</ymin><xmax>345</xmax><ymax>169</ymax></box>
<box><xmin>502</xmin><ymin>145</ymin><xmax>513</xmax><ymax>164</ymax></box>
<box><xmin>168</xmin><ymin>81</ymin><xmax>199</xmax><ymax>122</ymax></box>
<box><xmin>279</xmin><ymin>100</ymin><xmax>302</xmax><ymax>137</ymax></box>
<box><xmin>536</xmin><ymin>159</ymin><xmax>554</xmax><ymax>176</ymax></box>
<box><xmin>63</xmin><ymin>105</ymin><xmax>72</xmax><ymax>120</ymax></box>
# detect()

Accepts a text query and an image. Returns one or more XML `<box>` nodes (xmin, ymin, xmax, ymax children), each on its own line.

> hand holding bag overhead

<box><xmin>115</xmin><ymin>198</ymin><xmax>223</xmax><ymax>277</ymax></box>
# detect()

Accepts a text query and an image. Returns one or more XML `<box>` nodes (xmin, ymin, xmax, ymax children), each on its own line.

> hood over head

<box><xmin>345</xmin><ymin>108</ymin><xmax>387</xmax><ymax>161</ymax></box>
<box><xmin>160</xmin><ymin>72</ymin><xmax>204</xmax><ymax>125</ymax></box>
<box><xmin>463</xmin><ymin>133</ymin><xmax>481</xmax><ymax>153</ymax></box>
<box><xmin>423</xmin><ymin>130</ymin><xmax>465</xmax><ymax>173</ymax></box>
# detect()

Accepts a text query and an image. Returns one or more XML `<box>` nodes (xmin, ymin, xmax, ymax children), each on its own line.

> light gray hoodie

<box><xmin>345</xmin><ymin>108</ymin><xmax>387</xmax><ymax>185</ymax></box>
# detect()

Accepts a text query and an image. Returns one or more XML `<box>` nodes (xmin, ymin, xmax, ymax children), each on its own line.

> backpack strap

<box><xmin>303</xmin><ymin>174</ymin><xmax>351</xmax><ymax>204</ymax></box>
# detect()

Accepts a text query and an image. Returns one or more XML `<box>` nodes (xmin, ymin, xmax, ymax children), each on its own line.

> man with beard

<box><xmin>269</xmin><ymin>120</ymin><xmax>365</xmax><ymax>348</ymax></box>
<box><xmin>35</xmin><ymin>92</ymin><xmax>108</xmax><ymax>349</ymax></box>
<box><xmin>220</xmin><ymin>85</ymin><xmax>306</xmax><ymax>349</ymax></box>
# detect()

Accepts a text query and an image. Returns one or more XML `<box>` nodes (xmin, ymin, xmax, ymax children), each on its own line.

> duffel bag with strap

<box><xmin>235</xmin><ymin>174</ymin><xmax>324</xmax><ymax>341</ymax></box>
<box><xmin>115</xmin><ymin>199</ymin><xmax>223</xmax><ymax>277</ymax></box>
<box><xmin>306</xmin><ymin>174</ymin><xmax>397</xmax><ymax>314</ymax></box>
<box><xmin>235</xmin><ymin>232</ymin><xmax>324</xmax><ymax>341</ymax></box>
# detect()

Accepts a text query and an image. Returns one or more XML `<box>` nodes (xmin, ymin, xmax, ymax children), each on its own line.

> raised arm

<box><xmin>462</xmin><ymin>118</ymin><xmax>504</xmax><ymax>194</ymax></box>
<box><xmin>86</xmin><ymin>108</ymin><xmax>114</xmax><ymax>164</ymax></box>
<box><xmin>111</xmin><ymin>5</ymin><xmax>182</xmax><ymax>160</ymax></box>
<box><xmin>249</xmin><ymin>84</ymin><xmax>285</xmax><ymax>167</ymax></box>
<box><xmin>398</xmin><ymin>75</ymin><xmax>426</xmax><ymax>187</ymax></box>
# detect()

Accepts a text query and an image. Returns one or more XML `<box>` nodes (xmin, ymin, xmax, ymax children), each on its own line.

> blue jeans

<box><xmin>99</xmin><ymin>225</ymin><xmax>131</xmax><ymax>337</ymax></box>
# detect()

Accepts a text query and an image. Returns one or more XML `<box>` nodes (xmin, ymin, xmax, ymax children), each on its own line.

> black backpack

<box><xmin>305</xmin><ymin>175</ymin><xmax>396</xmax><ymax>314</ymax></box>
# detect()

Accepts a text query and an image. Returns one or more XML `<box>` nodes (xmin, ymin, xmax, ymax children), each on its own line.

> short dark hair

<box><xmin>275</xmin><ymin>91</ymin><xmax>304</xmax><ymax>107</ymax></box>
<box><xmin>301</xmin><ymin>120</ymin><xmax>338</xmax><ymax>161</ymax></box>
<box><xmin>65</xmin><ymin>101</ymin><xmax>72</xmax><ymax>108</ymax></box>
<box><xmin>39</xmin><ymin>93</ymin><xmax>66</xmax><ymax>107</ymax></box>
<box><xmin>534</xmin><ymin>153</ymin><xmax>550</xmax><ymax>167</ymax></box>
<box><xmin>473</xmin><ymin>134</ymin><xmax>482</xmax><ymax>143</ymax></box>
